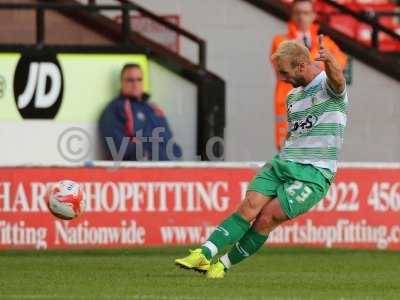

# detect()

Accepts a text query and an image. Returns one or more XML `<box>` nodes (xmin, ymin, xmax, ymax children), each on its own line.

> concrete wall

<box><xmin>342</xmin><ymin>60</ymin><xmax>400</xmax><ymax>162</ymax></box>
<box><xmin>148</xmin><ymin>61</ymin><xmax>197</xmax><ymax>161</ymax></box>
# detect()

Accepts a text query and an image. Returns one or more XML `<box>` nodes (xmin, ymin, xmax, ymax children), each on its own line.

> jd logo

<box><xmin>13</xmin><ymin>52</ymin><xmax>63</xmax><ymax>119</ymax></box>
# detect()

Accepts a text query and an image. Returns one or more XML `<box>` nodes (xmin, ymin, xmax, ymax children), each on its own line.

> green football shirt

<box><xmin>279</xmin><ymin>71</ymin><xmax>349</xmax><ymax>182</ymax></box>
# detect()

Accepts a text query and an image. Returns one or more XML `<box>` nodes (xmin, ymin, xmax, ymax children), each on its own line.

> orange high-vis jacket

<box><xmin>270</xmin><ymin>22</ymin><xmax>347</xmax><ymax>150</ymax></box>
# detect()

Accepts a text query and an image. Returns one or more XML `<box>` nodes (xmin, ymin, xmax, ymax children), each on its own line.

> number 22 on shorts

<box><xmin>286</xmin><ymin>181</ymin><xmax>313</xmax><ymax>203</ymax></box>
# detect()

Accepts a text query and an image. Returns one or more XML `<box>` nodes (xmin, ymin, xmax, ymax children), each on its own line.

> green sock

<box><xmin>201</xmin><ymin>213</ymin><xmax>250</xmax><ymax>260</ymax></box>
<box><xmin>221</xmin><ymin>227</ymin><xmax>267</xmax><ymax>267</ymax></box>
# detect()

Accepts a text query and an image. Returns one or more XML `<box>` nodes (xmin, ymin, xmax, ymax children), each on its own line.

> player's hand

<box><xmin>315</xmin><ymin>35</ymin><xmax>333</xmax><ymax>63</ymax></box>
<box><xmin>316</xmin><ymin>35</ymin><xmax>345</xmax><ymax>94</ymax></box>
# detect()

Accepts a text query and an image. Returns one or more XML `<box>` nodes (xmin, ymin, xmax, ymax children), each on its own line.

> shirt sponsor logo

<box><xmin>291</xmin><ymin>115</ymin><xmax>318</xmax><ymax>135</ymax></box>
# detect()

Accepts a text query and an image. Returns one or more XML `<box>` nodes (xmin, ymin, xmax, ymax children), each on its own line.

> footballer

<box><xmin>175</xmin><ymin>36</ymin><xmax>349</xmax><ymax>278</ymax></box>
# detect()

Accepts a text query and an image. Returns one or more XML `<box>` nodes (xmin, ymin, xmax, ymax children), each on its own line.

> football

<box><xmin>47</xmin><ymin>180</ymin><xmax>85</xmax><ymax>220</ymax></box>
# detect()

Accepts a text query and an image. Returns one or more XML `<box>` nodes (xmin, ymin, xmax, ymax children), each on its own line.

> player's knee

<box><xmin>236</xmin><ymin>192</ymin><xmax>270</xmax><ymax>222</ymax></box>
<box><xmin>253</xmin><ymin>212</ymin><xmax>280</xmax><ymax>234</ymax></box>
<box><xmin>236</xmin><ymin>202</ymin><xmax>258</xmax><ymax>222</ymax></box>
<box><xmin>253</xmin><ymin>214</ymin><xmax>274</xmax><ymax>231</ymax></box>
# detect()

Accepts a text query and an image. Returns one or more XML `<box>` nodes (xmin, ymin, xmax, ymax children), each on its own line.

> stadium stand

<box><xmin>316</xmin><ymin>0</ymin><xmax>400</xmax><ymax>51</ymax></box>
<box><xmin>244</xmin><ymin>0</ymin><xmax>400</xmax><ymax>80</ymax></box>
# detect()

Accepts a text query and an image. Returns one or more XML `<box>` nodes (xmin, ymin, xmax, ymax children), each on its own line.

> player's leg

<box><xmin>175</xmin><ymin>162</ymin><xmax>281</xmax><ymax>272</ymax></box>
<box><xmin>200</xmin><ymin>191</ymin><xmax>274</xmax><ymax>259</ymax></box>
<box><xmin>208</xmin><ymin>161</ymin><xmax>331</xmax><ymax>278</ymax></box>
<box><xmin>174</xmin><ymin>191</ymin><xmax>274</xmax><ymax>272</ymax></box>
<box><xmin>223</xmin><ymin>199</ymin><xmax>288</xmax><ymax>266</ymax></box>
<box><xmin>207</xmin><ymin>199</ymin><xmax>288</xmax><ymax>278</ymax></box>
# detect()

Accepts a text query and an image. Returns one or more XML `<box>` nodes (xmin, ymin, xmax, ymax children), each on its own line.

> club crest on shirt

<box><xmin>311</xmin><ymin>96</ymin><xmax>317</xmax><ymax>105</ymax></box>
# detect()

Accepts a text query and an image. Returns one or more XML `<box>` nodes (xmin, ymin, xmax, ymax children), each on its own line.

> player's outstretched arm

<box><xmin>316</xmin><ymin>34</ymin><xmax>346</xmax><ymax>95</ymax></box>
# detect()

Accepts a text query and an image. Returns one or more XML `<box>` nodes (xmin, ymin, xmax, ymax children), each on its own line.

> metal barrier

<box><xmin>0</xmin><ymin>1</ymin><xmax>207</xmax><ymax>67</ymax></box>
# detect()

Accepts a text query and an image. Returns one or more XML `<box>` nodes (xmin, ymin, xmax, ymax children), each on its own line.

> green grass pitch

<box><xmin>0</xmin><ymin>247</ymin><xmax>399</xmax><ymax>300</ymax></box>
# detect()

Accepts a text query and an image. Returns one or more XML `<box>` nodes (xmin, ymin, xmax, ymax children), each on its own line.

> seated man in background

<box><xmin>99</xmin><ymin>63</ymin><xmax>182</xmax><ymax>161</ymax></box>
<box><xmin>271</xmin><ymin>0</ymin><xmax>347</xmax><ymax>150</ymax></box>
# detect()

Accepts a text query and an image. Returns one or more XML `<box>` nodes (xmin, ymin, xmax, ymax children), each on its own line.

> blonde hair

<box><xmin>271</xmin><ymin>40</ymin><xmax>311</xmax><ymax>67</ymax></box>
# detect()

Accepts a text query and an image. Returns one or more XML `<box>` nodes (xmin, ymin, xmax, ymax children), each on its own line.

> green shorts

<box><xmin>247</xmin><ymin>156</ymin><xmax>331</xmax><ymax>219</ymax></box>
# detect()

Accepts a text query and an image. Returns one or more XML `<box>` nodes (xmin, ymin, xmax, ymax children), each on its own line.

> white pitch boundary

<box><xmin>338</xmin><ymin>162</ymin><xmax>400</xmax><ymax>169</ymax></box>
<box><xmin>1</xmin><ymin>161</ymin><xmax>400</xmax><ymax>169</ymax></box>
<box><xmin>91</xmin><ymin>160</ymin><xmax>264</xmax><ymax>168</ymax></box>
<box><xmin>93</xmin><ymin>161</ymin><xmax>400</xmax><ymax>169</ymax></box>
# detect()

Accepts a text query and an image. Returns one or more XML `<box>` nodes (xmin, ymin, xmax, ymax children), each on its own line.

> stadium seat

<box><xmin>314</xmin><ymin>0</ymin><xmax>399</xmax><ymax>52</ymax></box>
<box><xmin>329</xmin><ymin>14</ymin><xmax>359</xmax><ymax>38</ymax></box>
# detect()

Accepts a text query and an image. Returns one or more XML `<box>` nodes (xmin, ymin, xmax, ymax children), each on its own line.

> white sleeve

<box><xmin>324</xmin><ymin>78</ymin><xmax>347</xmax><ymax>101</ymax></box>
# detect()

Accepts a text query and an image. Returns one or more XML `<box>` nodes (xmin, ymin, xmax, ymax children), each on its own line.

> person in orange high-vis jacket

<box><xmin>271</xmin><ymin>0</ymin><xmax>347</xmax><ymax>150</ymax></box>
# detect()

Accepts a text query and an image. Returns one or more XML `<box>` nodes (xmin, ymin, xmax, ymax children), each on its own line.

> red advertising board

<box><xmin>0</xmin><ymin>164</ymin><xmax>399</xmax><ymax>250</ymax></box>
